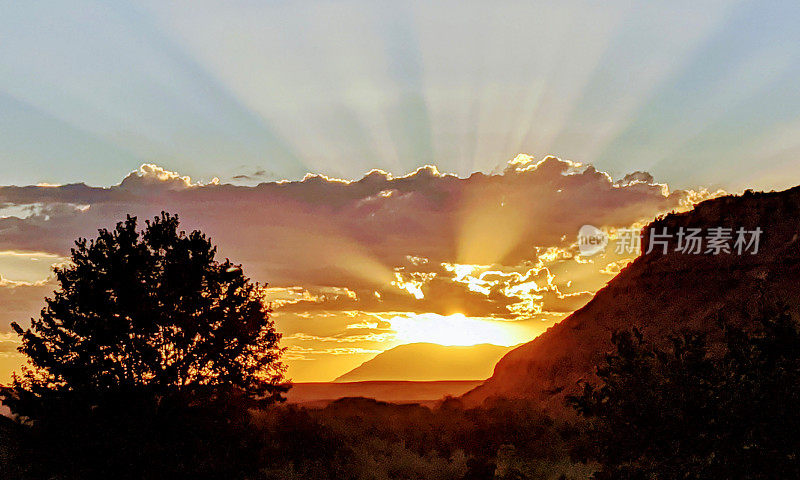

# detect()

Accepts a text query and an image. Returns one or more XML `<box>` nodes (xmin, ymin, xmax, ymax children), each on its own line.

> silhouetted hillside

<box><xmin>335</xmin><ymin>343</ymin><xmax>513</xmax><ymax>382</ymax></box>
<box><xmin>464</xmin><ymin>186</ymin><xmax>800</xmax><ymax>408</ymax></box>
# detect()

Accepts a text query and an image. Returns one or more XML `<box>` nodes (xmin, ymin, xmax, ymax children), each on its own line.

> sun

<box><xmin>387</xmin><ymin>313</ymin><xmax>520</xmax><ymax>347</ymax></box>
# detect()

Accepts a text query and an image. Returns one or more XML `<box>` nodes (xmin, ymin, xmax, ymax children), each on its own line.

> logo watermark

<box><xmin>577</xmin><ymin>225</ymin><xmax>762</xmax><ymax>257</ymax></box>
<box><xmin>577</xmin><ymin>225</ymin><xmax>609</xmax><ymax>256</ymax></box>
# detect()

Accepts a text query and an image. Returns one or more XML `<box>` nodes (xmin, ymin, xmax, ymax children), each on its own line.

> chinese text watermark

<box><xmin>577</xmin><ymin>225</ymin><xmax>762</xmax><ymax>257</ymax></box>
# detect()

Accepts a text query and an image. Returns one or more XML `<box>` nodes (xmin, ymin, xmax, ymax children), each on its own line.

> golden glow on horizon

<box><xmin>388</xmin><ymin>313</ymin><xmax>520</xmax><ymax>347</ymax></box>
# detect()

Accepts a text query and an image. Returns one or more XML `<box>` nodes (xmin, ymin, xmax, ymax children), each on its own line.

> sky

<box><xmin>0</xmin><ymin>0</ymin><xmax>799</xmax><ymax>382</ymax></box>
<box><xmin>2</xmin><ymin>0</ymin><xmax>800</xmax><ymax>190</ymax></box>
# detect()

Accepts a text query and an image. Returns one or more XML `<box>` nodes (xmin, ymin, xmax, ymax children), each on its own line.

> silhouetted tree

<box><xmin>570</xmin><ymin>303</ymin><xmax>800</xmax><ymax>480</ymax></box>
<box><xmin>4</xmin><ymin>212</ymin><xmax>285</xmax><ymax>415</ymax></box>
<box><xmin>0</xmin><ymin>213</ymin><xmax>287</xmax><ymax>479</ymax></box>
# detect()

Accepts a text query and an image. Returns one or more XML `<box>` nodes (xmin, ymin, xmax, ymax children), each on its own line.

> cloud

<box><xmin>0</xmin><ymin>155</ymin><xmax>707</xmax><ymax>320</ymax></box>
<box><xmin>616</xmin><ymin>171</ymin><xmax>656</xmax><ymax>187</ymax></box>
<box><xmin>118</xmin><ymin>164</ymin><xmax>222</xmax><ymax>192</ymax></box>
<box><xmin>0</xmin><ymin>278</ymin><xmax>52</xmax><ymax>330</ymax></box>
<box><xmin>0</xmin><ymin>332</ymin><xmax>21</xmax><ymax>354</ymax></box>
<box><xmin>283</xmin><ymin>345</ymin><xmax>383</xmax><ymax>361</ymax></box>
<box><xmin>0</xmin><ymin>155</ymin><xmax>722</xmax><ymax>381</ymax></box>
<box><xmin>231</xmin><ymin>166</ymin><xmax>275</xmax><ymax>183</ymax></box>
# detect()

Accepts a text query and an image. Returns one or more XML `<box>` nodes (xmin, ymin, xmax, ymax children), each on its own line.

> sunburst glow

<box><xmin>388</xmin><ymin>313</ymin><xmax>520</xmax><ymax>347</ymax></box>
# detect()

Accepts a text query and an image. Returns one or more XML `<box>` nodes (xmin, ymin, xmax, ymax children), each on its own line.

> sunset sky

<box><xmin>1</xmin><ymin>0</ymin><xmax>799</xmax><ymax>382</ymax></box>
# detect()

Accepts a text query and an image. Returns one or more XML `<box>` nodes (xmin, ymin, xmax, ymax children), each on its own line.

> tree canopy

<box><xmin>3</xmin><ymin>212</ymin><xmax>286</xmax><ymax>417</ymax></box>
<box><xmin>570</xmin><ymin>303</ymin><xmax>800</xmax><ymax>480</ymax></box>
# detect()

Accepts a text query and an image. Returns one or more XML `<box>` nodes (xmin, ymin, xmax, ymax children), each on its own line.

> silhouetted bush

<box><xmin>570</xmin><ymin>302</ymin><xmax>800</xmax><ymax>480</ymax></box>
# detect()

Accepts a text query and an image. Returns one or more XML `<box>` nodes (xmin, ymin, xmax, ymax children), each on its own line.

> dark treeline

<box><xmin>0</xmin><ymin>395</ymin><xmax>592</xmax><ymax>480</ymax></box>
<box><xmin>257</xmin><ymin>397</ymin><xmax>592</xmax><ymax>480</ymax></box>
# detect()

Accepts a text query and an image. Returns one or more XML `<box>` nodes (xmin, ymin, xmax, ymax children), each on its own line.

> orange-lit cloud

<box><xmin>0</xmin><ymin>156</ymin><xmax>718</xmax><ymax>381</ymax></box>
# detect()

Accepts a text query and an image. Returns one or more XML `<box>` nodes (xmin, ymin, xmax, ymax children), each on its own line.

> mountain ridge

<box><xmin>463</xmin><ymin>186</ymin><xmax>800</xmax><ymax>408</ymax></box>
<box><xmin>334</xmin><ymin>342</ymin><xmax>514</xmax><ymax>382</ymax></box>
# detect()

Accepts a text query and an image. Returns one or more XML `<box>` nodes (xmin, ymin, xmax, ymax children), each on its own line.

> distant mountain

<box><xmin>334</xmin><ymin>343</ymin><xmax>514</xmax><ymax>382</ymax></box>
<box><xmin>464</xmin><ymin>186</ymin><xmax>800</xmax><ymax>408</ymax></box>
